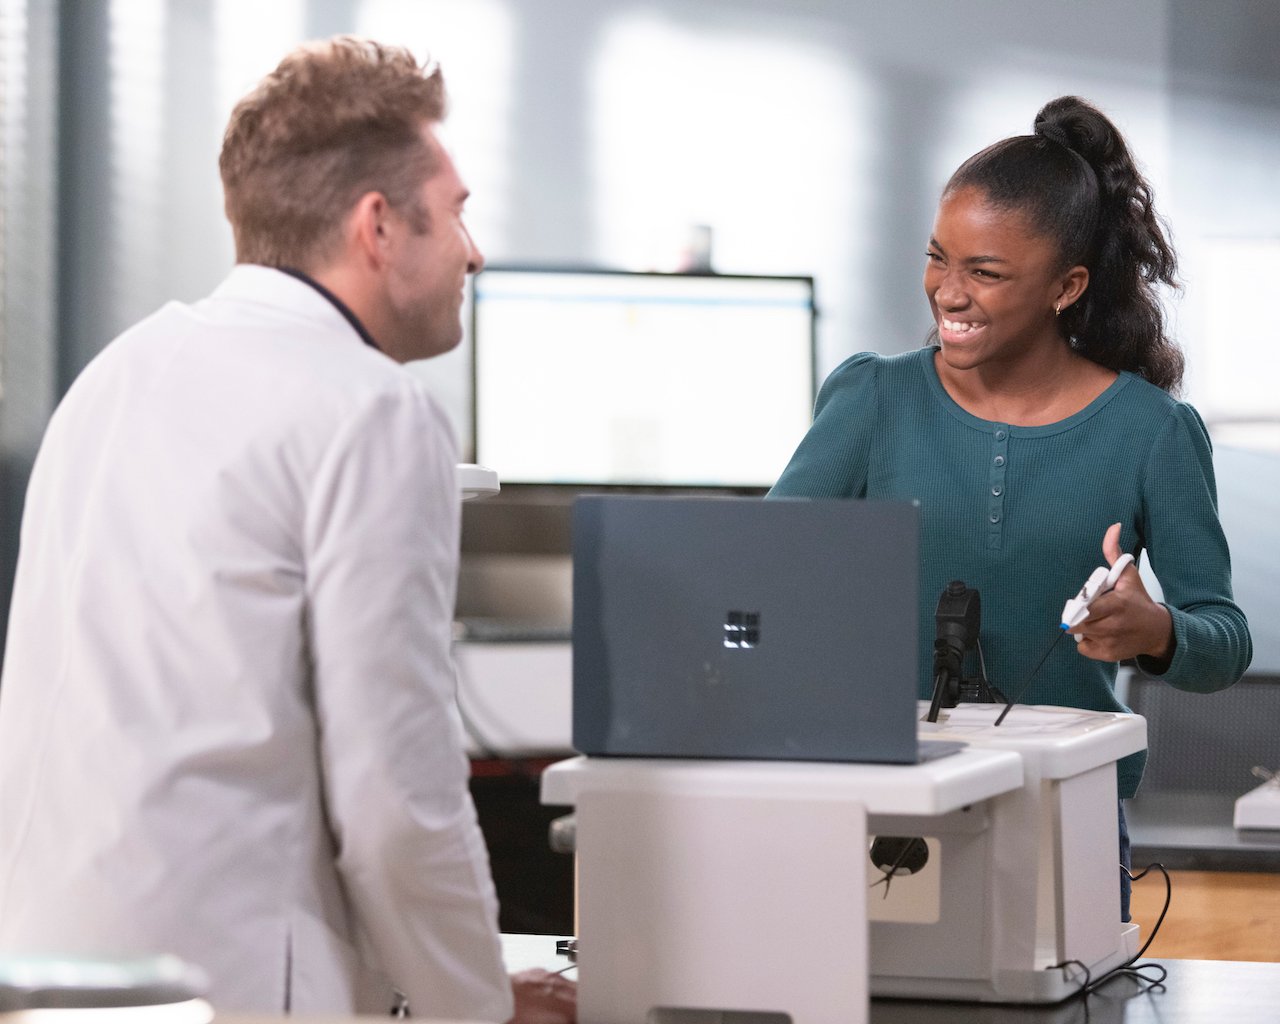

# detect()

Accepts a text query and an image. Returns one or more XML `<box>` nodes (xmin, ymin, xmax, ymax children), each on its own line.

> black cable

<box><xmin>1048</xmin><ymin>862</ymin><xmax>1172</xmax><ymax>1001</ymax></box>
<box><xmin>1079</xmin><ymin>863</ymin><xmax>1172</xmax><ymax>996</ymax></box>
<box><xmin>868</xmin><ymin>838</ymin><xmax>917</xmax><ymax>898</ymax></box>
<box><xmin>1086</xmin><ymin>959</ymin><xmax>1169</xmax><ymax>997</ymax></box>
<box><xmin>1115</xmin><ymin>863</ymin><xmax>1173</xmax><ymax>967</ymax></box>
<box><xmin>1049</xmin><ymin>958</ymin><xmax>1091</xmax><ymax>994</ymax></box>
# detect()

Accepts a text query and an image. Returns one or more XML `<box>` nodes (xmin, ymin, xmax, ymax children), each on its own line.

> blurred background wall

<box><xmin>2</xmin><ymin>0</ymin><xmax>1277</xmax><ymax>666</ymax></box>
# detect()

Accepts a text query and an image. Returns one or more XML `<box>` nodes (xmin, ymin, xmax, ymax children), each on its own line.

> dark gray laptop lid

<box><xmin>572</xmin><ymin>495</ymin><xmax>925</xmax><ymax>763</ymax></box>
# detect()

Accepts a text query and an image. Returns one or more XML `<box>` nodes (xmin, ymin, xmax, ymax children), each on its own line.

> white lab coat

<box><xmin>0</xmin><ymin>266</ymin><xmax>512</xmax><ymax>1019</ymax></box>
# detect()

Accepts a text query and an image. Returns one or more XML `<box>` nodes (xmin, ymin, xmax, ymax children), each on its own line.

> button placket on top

<box><xmin>988</xmin><ymin>425</ymin><xmax>1009</xmax><ymax>548</ymax></box>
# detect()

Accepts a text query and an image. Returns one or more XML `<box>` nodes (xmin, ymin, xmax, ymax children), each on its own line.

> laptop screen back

<box><xmin>572</xmin><ymin>495</ymin><xmax>921</xmax><ymax>763</ymax></box>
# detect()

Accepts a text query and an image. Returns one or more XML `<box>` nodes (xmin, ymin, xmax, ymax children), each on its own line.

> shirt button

<box><xmin>990</xmin><ymin>512</ymin><xmax>1001</xmax><ymax>524</ymax></box>
<box><xmin>994</xmin><ymin>455</ymin><xmax>1006</xmax><ymax>467</ymax></box>
<box><xmin>992</xmin><ymin>485</ymin><xmax>1003</xmax><ymax>496</ymax></box>
<box><xmin>995</xmin><ymin>429</ymin><xmax>1007</xmax><ymax>441</ymax></box>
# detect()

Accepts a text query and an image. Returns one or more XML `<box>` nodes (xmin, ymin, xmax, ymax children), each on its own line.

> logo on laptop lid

<box><xmin>723</xmin><ymin>611</ymin><xmax>760</xmax><ymax>649</ymax></box>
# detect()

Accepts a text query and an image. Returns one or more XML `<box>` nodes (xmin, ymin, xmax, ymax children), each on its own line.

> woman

<box><xmin>770</xmin><ymin>96</ymin><xmax>1252</xmax><ymax>919</ymax></box>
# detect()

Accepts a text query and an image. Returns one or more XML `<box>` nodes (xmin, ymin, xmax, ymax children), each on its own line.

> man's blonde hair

<box><xmin>219</xmin><ymin>36</ymin><xmax>446</xmax><ymax>269</ymax></box>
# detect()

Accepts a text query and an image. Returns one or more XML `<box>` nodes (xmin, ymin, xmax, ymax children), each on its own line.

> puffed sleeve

<box><xmin>303</xmin><ymin>382</ymin><xmax>512</xmax><ymax>1022</ymax></box>
<box><xmin>1137</xmin><ymin>402</ymin><xmax>1253</xmax><ymax>691</ymax></box>
<box><xmin>768</xmin><ymin>351</ymin><xmax>880</xmax><ymax>498</ymax></box>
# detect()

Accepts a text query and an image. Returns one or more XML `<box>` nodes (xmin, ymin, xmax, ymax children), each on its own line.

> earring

<box><xmin>1055</xmin><ymin>302</ymin><xmax>1062</xmax><ymax>317</ymax></box>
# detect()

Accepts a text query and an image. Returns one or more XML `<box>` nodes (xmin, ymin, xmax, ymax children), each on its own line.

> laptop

<box><xmin>572</xmin><ymin>495</ymin><xmax>963</xmax><ymax>764</ymax></box>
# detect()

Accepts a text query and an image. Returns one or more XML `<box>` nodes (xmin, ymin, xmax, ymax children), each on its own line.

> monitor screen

<box><xmin>471</xmin><ymin>268</ymin><xmax>816</xmax><ymax>489</ymax></box>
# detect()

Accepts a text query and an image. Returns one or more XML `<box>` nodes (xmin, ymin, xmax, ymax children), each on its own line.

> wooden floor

<box><xmin>1128</xmin><ymin>870</ymin><xmax>1280</xmax><ymax>961</ymax></box>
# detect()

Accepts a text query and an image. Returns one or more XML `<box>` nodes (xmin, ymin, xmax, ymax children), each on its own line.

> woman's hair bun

<box><xmin>1033</xmin><ymin>116</ymin><xmax>1073</xmax><ymax>151</ymax></box>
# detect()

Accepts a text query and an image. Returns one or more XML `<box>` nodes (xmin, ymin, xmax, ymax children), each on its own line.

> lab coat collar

<box><xmin>277</xmin><ymin>267</ymin><xmax>382</xmax><ymax>353</ymax></box>
<box><xmin>211</xmin><ymin>264</ymin><xmax>382</xmax><ymax>353</ymax></box>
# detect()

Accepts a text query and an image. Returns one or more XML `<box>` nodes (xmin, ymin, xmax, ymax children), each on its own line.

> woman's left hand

<box><xmin>1067</xmin><ymin>522</ymin><xmax>1174</xmax><ymax>667</ymax></box>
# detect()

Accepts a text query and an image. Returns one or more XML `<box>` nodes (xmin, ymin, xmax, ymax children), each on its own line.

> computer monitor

<box><xmin>470</xmin><ymin>267</ymin><xmax>816</xmax><ymax>490</ymax></box>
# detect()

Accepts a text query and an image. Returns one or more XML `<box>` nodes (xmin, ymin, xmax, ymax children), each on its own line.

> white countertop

<box><xmin>920</xmin><ymin>702</ymin><xmax>1147</xmax><ymax>779</ymax></box>
<box><xmin>541</xmin><ymin>746</ymin><xmax>1025</xmax><ymax>817</ymax></box>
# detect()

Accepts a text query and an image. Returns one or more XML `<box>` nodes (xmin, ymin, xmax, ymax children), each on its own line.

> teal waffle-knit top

<box><xmin>769</xmin><ymin>347</ymin><xmax>1252</xmax><ymax>797</ymax></box>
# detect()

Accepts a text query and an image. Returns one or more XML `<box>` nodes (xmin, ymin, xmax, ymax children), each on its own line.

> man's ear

<box><xmin>347</xmin><ymin>191</ymin><xmax>393</xmax><ymax>270</ymax></box>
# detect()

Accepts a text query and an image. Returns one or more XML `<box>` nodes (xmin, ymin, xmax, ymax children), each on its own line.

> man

<box><xmin>0</xmin><ymin>37</ymin><xmax>573</xmax><ymax>1021</ymax></box>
